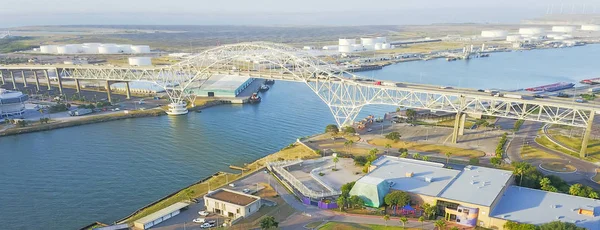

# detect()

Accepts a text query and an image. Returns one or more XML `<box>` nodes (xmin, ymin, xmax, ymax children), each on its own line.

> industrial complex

<box><xmin>37</xmin><ymin>43</ymin><xmax>151</xmax><ymax>55</ymax></box>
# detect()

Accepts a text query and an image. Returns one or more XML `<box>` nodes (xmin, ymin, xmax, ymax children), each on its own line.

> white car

<box><xmin>198</xmin><ymin>211</ymin><xmax>209</xmax><ymax>216</ymax></box>
<box><xmin>193</xmin><ymin>218</ymin><xmax>205</xmax><ymax>223</ymax></box>
<box><xmin>367</xmin><ymin>128</ymin><xmax>373</xmax><ymax>132</ymax></box>
<box><xmin>200</xmin><ymin>223</ymin><xmax>212</xmax><ymax>228</ymax></box>
<box><xmin>243</xmin><ymin>188</ymin><xmax>250</xmax><ymax>193</ymax></box>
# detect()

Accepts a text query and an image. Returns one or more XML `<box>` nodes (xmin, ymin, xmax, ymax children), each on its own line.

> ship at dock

<box><xmin>525</xmin><ymin>82</ymin><xmax>575</xmax><ymax>92</ymax></box>
<box><xmin>580</xmin><ymin>78</ymin><xmax>600</xmax><ymax>85</ymax></box>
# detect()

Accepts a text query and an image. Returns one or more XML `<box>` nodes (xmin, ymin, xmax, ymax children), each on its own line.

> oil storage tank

<box><xmin>519</xmin><ymin>27</ymin><xmax>545</xmax><ymax>35</ymax></box>
<box><xmin>581</xmin><ymin>24</ymin><xmax>600</xmax><ymax>31</ymax></box>
<box><xmin>552</xmin><ymin>26</ymin><xmax>576</xmax><ymax>33</ymax></box>
<box><xmin>339</xmin><ymin>39</ymin><xmax>356</xmax><ymax>46</ymax></box>
<box><xmin>40</xmin><ymin>45</ymin><xmax>58</xmax><ymax>54</ymax></box>
<box><xmin>128</xmin><ymin>57</ymin><xmax>152</xmax><ymax>66</ymax></box>
<box><xmin>131</xmin><ymin>45</ymin><xmax>151</xmax><ymax>53</ymax></box>
<box><xmin>98</xmin><ymin>45</ymin><xmax>119</xmax><ymax>54</ymax></box>
<box><xmin>480</xmin><ymin>30</ymin><xmax>508</xmax><ymax>38</ymax></box>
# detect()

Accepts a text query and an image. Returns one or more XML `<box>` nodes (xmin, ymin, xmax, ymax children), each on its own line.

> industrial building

<box><xmin>38</xmin><ymin>43</ymin><xmax>151</xmax><ymax>54</ymax></box>
<box><xmin>349</xmin><ymin>156</ymin><xmax>600</xmax><ymax>229</ymax></box>
<box><xmin>0</xmin><ymin>89</ymin><xmax>28</xmax><ymax>118</ymax></box>
<box><xmin>128</xmin><ymin>57</ymin><xmax>152</xmax><ymax>66</ymax></box>
<box><xmin>187</xmin><ymin>75</ymin><xmax>254</xmax><ymax>98</ymax></box>
<box><xmin>204</xmin><ymin>189</ymin><xmax>262</xmax><ymax>219</ymax></box>
<box><xmin>133</xmin><ymin>202</ymin><xmax>190</xmax><ymax>229</ymax></box>
<box><xmin>336</xmin><ymin>37</ymin><xmax>392</xmax><ymax>54</ymax></box>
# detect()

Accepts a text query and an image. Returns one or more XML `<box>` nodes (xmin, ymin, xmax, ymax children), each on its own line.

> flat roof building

<box><xmin>491</xmin><ymin>186</ymin><xmax>600</xmax><ymax>230</ymax></box>
<box><xmin>204</xmin><ymin>189</ymin><xmax>262</xmax><ymax>220</ymax></box>
<box><xmin>0</xmin><ymin>89</ymin><xmax>28</xmax><ymax>118</ymax></box>
<box><xmin>133</xmin><ymin>202</ymin><xmax>189</xmax><ymax>230</ymax></box>
<box><xmin>439</xmin><ymin>165</ymin><xmax>513</xmax><ymax>207</ymax></box>
<box><xmin>188</xmin><ymin>75</ymin><xmax>254</xmax><ymax>98</ymax></box>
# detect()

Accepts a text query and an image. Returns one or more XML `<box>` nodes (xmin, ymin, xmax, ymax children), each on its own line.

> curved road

<box><xmin>506</xmin><ymin>121</ymin><xmax>600</xmax><ymax>190</ymax></box>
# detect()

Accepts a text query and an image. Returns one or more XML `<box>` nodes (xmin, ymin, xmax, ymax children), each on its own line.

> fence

<box><xmin>268</xmin><ymin>160</ymin><xmax>340</xmax><ymax>199</ymax></box>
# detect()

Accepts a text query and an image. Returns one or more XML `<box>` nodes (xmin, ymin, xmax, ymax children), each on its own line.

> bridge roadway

<box><xmin>0</xmin><ymin>61</ymin><xmax>597</xmax><ymax>157</ymax></box>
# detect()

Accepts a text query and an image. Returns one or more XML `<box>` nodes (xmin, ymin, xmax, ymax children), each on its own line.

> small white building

<box><xmin>133</xmin><ymin>202</ymin><xmax>190</xmax><ymax>229</ymax></box>
<box><xmin>204</xmin><ymin>189</ymin><xmax>262</xmax><ymax>220</ymax></box>
<box><xmin>129</xmin><ymin>57</ymin><xmax>152</xmax><ymax>66</ymax></box>
<box><xmin>0</xmin><ymin>89</ymin><xmax>28</xmax><ymax>118</ymax></box>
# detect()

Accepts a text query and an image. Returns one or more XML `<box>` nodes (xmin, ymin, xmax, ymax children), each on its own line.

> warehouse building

<box><xmin>133</xmin><ymin>202</ymin><xmax>189</xmax><ymax>229</ymax></box>
<box><xmin>349</xmin><ymin>156</ymin><xmax>600</xmax><ymax>229</ymax></box>
<box><xmin>188</xmin><ymin>75</ymin><xmax>254</xmax><ymax>98</ymax></box>
<box><xmin>204</xmin><ymin>189</ymin><xmax>262</xmax><ymax>219</ymax></box>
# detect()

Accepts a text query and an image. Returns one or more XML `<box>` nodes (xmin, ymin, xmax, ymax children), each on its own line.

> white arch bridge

<box><xmin>0</xmin><ymin>42</ymin><xmax>597</xmax><ymax>156</ymax></box>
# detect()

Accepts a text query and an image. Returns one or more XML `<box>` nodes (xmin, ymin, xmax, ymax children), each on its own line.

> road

<box><xmin>506</xmin><ymin>120</ymin><xmax>600</xmax><ymax>190</ymax></box>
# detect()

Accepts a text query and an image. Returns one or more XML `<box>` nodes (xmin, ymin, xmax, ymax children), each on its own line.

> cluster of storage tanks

<box><xmin>39</xmin><ymin>43</ymin><xmax>151</xmax><ymax>54</ymax></box>
<box><xmin>337</xmin><ymin>37</ymin><xmax>391</xmax><ymax>53</ymax></box>
<box><xmin>480</xmin><ymin>24</ymin><xmax>600</xmax><ymax>43</ymax></box>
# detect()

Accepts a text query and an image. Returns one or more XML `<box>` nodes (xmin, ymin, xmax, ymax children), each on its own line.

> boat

<box><xmin>259</xmin><ymin>84</ymin><xmax>270</xmax><ymax>92</ymax></box>
<box><xmin>249</xmin><ymin>93</ymin><xmax>261</xmax><ymax>103</ymax></box>
<box><xmin>580</xmin><ymin>78</ymin><xmax>600</xmax><ymax>85</ymax></box>
<box><xmin>525</xmin><ymin>82</ymin><xmax>575</xmax><ymax>92</ymax></box>
<box><xmin>265</xmin><ymin>79</ymin><xmax>275</xmax><ymax>85</ymax></box>
<box><xmin>480</xmin><ymin>53</ymin><xmax>490</xmax><ymax>57</ymax></box>
<box><xmin>446</xmin><ymin>57</ymin><xmax>457</xmax><ymax>61</ymax></box>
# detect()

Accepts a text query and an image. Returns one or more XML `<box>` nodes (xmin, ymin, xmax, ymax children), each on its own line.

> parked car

<box><xmin>200</xmin><ymin>223</ymin><xmax>212</xmax><ymax>228</ymax></box>
<box><xmin>193</xmin><ymin>218</ymin><xmax>205</xmax><ymax>223</ymax></box>
<box><xmin>229</xmin><ymin>183</ymin><xmax>235</xmax><ymax>188</ymax></box>
<box><xmin>191</xmin><ymin>198</ymin><xmax>200</xmax><ymax>203</ymax></box>
<box><xmin>367</xmin><ymin>128</ymin><xmax>373</xmax><ymax>132</ymax></box>
<box><xmin>243</xmin><ymin>188</ymin><xmax>250</xmax><ymax>193</ymax></box>
<box><xmin>198</xmin><ymin>211</ymin><xmax>209</xmax><ymax>216</ymax></box>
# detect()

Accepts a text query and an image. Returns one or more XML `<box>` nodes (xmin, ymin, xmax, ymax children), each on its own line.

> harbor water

<box><xmin>1</xmin><ymin>45</ymin><xmax>600</xmax><ymax>229</ymax></box>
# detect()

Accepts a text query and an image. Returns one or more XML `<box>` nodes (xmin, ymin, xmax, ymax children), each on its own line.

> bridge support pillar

<box><xmin>451</xmin><ymin>112</ymin><xmax>462</xmax><ymax>144</ymax></box>
<box><xmin>580</xmin><ymin>111</ymin><xmax>595</xmax><ymax>158</ymax></box>
<box><xmin>21</xmin><ymin>71</ymin><xmax>27</xmax><ymax>88</ymax></box>
<box><xmin>74</xmin><ymin>79</ymin><xmax>81</xmax><ymax>93</ymax></box>
<box><xmin>458</xmin><ymin>113</ymin><xmax>467</xmax><ymax>136</ymax></box>
<box><xmin>105</xmin><ymin>80</ymin><xmax>112</xmax><ymax>103</ymax></box>
<box><xmin>33</xmin><ymin>71</ymin><xmax>40</xmax><ymax>91</ymax></box>
<box><xmin>56</xmin><ymin>69</ymin><xmax>63</xmax><ymax>95</ymax></box>
<box><xmin>44</xmin><ymin>70</ymin><xmax>52</xmax><ymax>90</ymax></box>
<box><xmin>0</xmin><ymin>71</ymin><xmax>5</xmax><ymax>85</ymax></box>
<box><xmin>125</xmin><ymin>81</ymin><xmax>131</xmax><ymax>99</ymax></box>
<box><xmin>10</xmin><ymin>71</ymin><xmax>17</xmax><ymax>89</ymax></box>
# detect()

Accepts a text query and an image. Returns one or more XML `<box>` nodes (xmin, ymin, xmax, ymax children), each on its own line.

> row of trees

<box><xmin>49</xmin><ymin>103</ymin><xmax>71</xmax><ymax>113</ymax></box>
<box><xmin>513</xmin><ymin>162</ymin><xmax>599</xmax><ymax>199</ymax></box>
<box><xmin>336</xmin><ymin>182</ymin><xmax>366</xmax><ymax>211</ymax></box>
<box><xmin>504</xmin><ymin>220</ymin><xmax>585</xmax><ymax>230</ymax></box>
<box><xmin>324</xmin><ymin>124</ymin><xmax>356</xmax><ymax>134</ymax></box>
<box><xmin>491</xmin><ymin>132</ymin><xmax>509</xmax><ymax>166</ymax></box>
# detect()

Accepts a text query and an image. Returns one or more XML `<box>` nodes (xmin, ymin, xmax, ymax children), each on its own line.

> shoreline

<box><xmin>0</xmin><ymin>100</ymin><xmax>230</xmax><ymax>137</ymax></box>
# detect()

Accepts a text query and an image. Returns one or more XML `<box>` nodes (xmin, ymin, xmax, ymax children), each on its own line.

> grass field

<box><xmin>536</xmin><ymin>134</ymin><xmax>600</xmax><ymax>162</ymax></box>
<box><xmin>593</xmin><ymin>169</ymin><xmax>600</xmax><ymax>183</ymax></box>
<box><xmin>436</xmin><ymin>119</ymin><xmax>475</xmax><ymax>128</ymax></box>
<box><xmin>368</xmin><ymin>138</ymin><xmax>485</xmax><ymax>158</ymax></box>
<box><xmin>520</xmin><ymin>145</ymin><xmax>560</xmax><ymax>160</ymax></box>
<box><xmin>540</xmin><ymin>162</ymin><xmax>577</xmax><ymax>173</ymax></box>
<box><xmin>319</xmin><ymin>221</ymin><xmax>419</xmax><ymax>230</ymax></box>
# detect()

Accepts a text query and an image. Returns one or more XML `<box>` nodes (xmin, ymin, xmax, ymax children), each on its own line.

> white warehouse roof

<box><xmin>439</xmin><ymin>165</ymin><xmax>513</xmax><ymax>206</ymax></box>
<box><xmin>134</xmin><ymin>202</ymin><xmax>189</xmax><ymax>225</ymax></box>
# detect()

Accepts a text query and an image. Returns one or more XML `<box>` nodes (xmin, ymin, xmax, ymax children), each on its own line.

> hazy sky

<box><xmin>1</xmin><ymin>0</ymin><xmax>599</xmax><ymax>27</ymax></box>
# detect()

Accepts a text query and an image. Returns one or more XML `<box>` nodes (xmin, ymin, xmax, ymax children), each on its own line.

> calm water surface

<box><xmin>1</xmin><ymin>45</ymin><xmax>599</xmax><ymax>229</ymax></box>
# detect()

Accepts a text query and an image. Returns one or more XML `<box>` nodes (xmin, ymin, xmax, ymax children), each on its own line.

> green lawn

<box><xmin>368</xmin><ymin>138</ymin><xmax>485</xmax><ymax>158</ymax></box>
<box><xmin>319</xmin><ymin>221</ymin><xmax>419</xmax><ymax>230</ymax></box>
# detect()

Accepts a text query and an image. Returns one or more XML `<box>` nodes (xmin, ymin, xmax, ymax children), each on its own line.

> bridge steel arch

<box><xmin>1</xmin><ymin>42</ymin><xmax>597</xmax><ymax>157</ymax></box>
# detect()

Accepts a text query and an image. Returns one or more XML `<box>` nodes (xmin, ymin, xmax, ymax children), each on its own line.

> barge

<box><xmin>525</xmin><ymin>82</ymin><xmax>575</xmax><ymax>92</ymax></box>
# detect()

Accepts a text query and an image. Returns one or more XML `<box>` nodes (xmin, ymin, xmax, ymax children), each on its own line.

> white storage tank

<box><xmin>82</xmin><ymin>44</ymin><xmax>100</xmax><ymax>54</ymax></box>
<box><xmin>117</xmin><ymin>45</ymin><xmax>132</xmax><ymax>53</ymax></box>
<box><xmin>562</xmin><ymin>34</ymin><xmax>573</xmax><ymax>39</ymax></box>
<box><xmin>57</xmin><ymin>45</ymin><xmax>77</xmax><ymax>54</ymax></box>
<box><xmin>552</xmin><ymin>26</ymin><xmax>576</xmax><ymax>33</ymax></box>
<box><xmin>382</xmin><ymin>43</ymin><xmax>391</xmax><ymax>49</ymax></box>
<box><xmin>131</xmin><ymin>45</ymin><xmax>151</xmax><ymax>53</ymax></box>
<box><xmin>519</xmin><ymin>27</ymin><xmax>545</xmax><ymax>35</ymax></box>
<box><xmin>338</xmin><ymin>45</ymin><xmax>352</xmax><ymax>53</ymax></box>
<box><xmin>360</xmin><ymin>38</ymin><xmax>376</xmax><ymax>46</ymax></box>
<box><xmin>352</xmin><ymin>44</ymin><xmax>364</xmax><ymax>52</ymax></box>
<box><xmin>506</xmin><ymin>35</ymin><xmax>521</xmax><ymax>42</ymax></box>
<box><xmin>553</xmin><ymin>35</ymin><xmax>565</xmax><ymax>40</ymax></box>
<box><xmin>40</xmin><ymin>45</ymin><xmax>58</xmax><ymax>54</ymax></box>
<box><xmin>322</xmin><ymin>45</ymin><xmax>338</xmax><ymax>50</ymax></box>
<box><xmin>128</xmin><ymin>57</ymin><xmax>152</xmax><ymax>66</ymax></box>
<box><xmin>338</xmin><ymin>39</ymin><xmax>356</xmax><ymax>46</ymax></box>
<box><xmin>480</xmin><ymin>30</ymin><xmax>508</xmax><ymax>38</ymax></box>
<box><xmin>374</xmin><ymin>43</ymin><xmax>383</xmax><ymax>50</ymax></box>
<box><xmin>98</xmin><ymin>45</ymin><xmax>119</xmax><ymax>54</ymax></box>
<box><xmin>375</xmin><ymin>37</ymin><xmax>386</xmax><ymax>44</ymax></box>
<box><xmin>581</xmin><ymin>25</ymin><xmax>600</xmax><ymax>31</ymax></box>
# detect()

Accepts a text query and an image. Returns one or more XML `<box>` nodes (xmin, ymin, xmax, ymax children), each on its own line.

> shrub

<box><xmin>325</xmin><ymin>124</ymin><xmax>339</xmax><ymax>133</ymax></box>
<box><xmin>385</xmin><ymin>132</ymin><xmax>401</xmax><ymax>141</ymax></box>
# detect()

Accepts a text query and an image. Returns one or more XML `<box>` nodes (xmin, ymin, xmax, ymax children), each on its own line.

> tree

<box><xmin>16</xmin><ymin>120</ymin><xmax>27</xmax><ymax>127</ymax></box>
<box><xmin>445</xmin><ymin>152</ymin><xmax>452</xmax><ymax>164</ymax></box>
<box><xmin>413</xmin><ymin>153</ymin><xmax>421</xmax><ymax>160</ymax></box>
<box><xmin>368</xmin><ymin>148</ymin><xmax>379</xmax><ymax>162</ymax></box>
<box><xmin>354</xmin><ymin>156</ymin><xmax>367</xmax><ymax>166</ymax></box>
<box><xmin>398</xmin><ymin>148</ymin><xmax>408</xmax><ymax>154</ymax></box>
<box><xmin>340</xmin><ymin>182</ymin><xmax>355</xmax><ymax>197</ymax></box>
<box><xmin>418</xmin><ymin>216</ymin><xmax>425</xmax><ymax>229</ymax></box>
<box><xmin>490</xmin><ymin>157</ymin><xmax>502</xmax><ymax>166</ymax></box>
<box><xmin>422</xmin><ymin>156</ymin><xmax>430</xmax><ymax>161</ymax></box>
<box><xmin>396</xmin><ymin>107</ymin><xmax>401</xmax><ymax>112</ymax></box>
<box><xmin>336</xmin><ymin>196</ymin><xmax>346</xmax><ymax>211</ymax></box>
<box><xmin>363</xmin><ymin>161</ymin><xmax>371</xmax><ymax>173</ymax></box>
<box><xmin>539</xmin><ymin>221</ymin><xmax>586</xmax><ymax>230</ymax></box>
<box><xmin>540</xmin><ymin>177</ymin><xmax>558</xmax><ymax>192</ymax></box>
<box><xmin>385</xmin><ymin>132</ymin><xmax>402</xmax><ymax>142</ymax></box>
<box><xmin>260</xmin><ymin>216</ymin><xmax>279</xmax><ymax>229</ymax></box>
<box><xmin>184</xmin><ymin>188</ymin><xmax>195</xmax><ymax>201</ymax></box>
<box><xmin>315</xmin><ymin>149</ymin><xmax>323</xmax><ymax>156</ymax></box>
<box><xmin>349</xmin><ymin>195</ymin><xmax>364</xmax><ymax>209</ymax></box>
<box><xmin>399</xmin><ymin>216</ymin><xmax>408</xmax><ymax>228</ymax></box>
<box><xmin>406</xmin><ymin>109</ymin><xmax>417</xmax><ymax>120</ymax></box>
<box><xmin>569</xmin><ymin>184</ymin><xmax>584</xmax><ymax>197</ymax></box>
<box><xmin>384</xmin><ymin>191</ymin><xmax>411</xmax><ymax>213</ymax></box>
<box><xmin>325</xmin><ymin>124</ymin><xmax>339</xmax><ymax>134</ymax></box>
<box><xmin>343</xmin><ymin>126</ymin><xmax>356</xmax><ymax>134</ymax></box>
<box><xmin>434</xmin><ymin>220</ymin><xmax>446</xmax><ymax>230</ymax></box>
<box><xmin>332</xmin><ymin>155</ymin><xmax>339</xmax><ymax>170</ymax></box>
<box><xmin>504</xmin><ymin>221</ymin><xmax>537</xmax><ymax>230</ymax></box>
<box><xmin>344</xmin><ymin>140</ymin><xmax>354</xmax><ymax>152</ymax></box>
<box><xmin>400</xmin><ymin>152</ymin><xmax>409</xmax><ymax>158</ymax></box>
<box><xmin>383</xmin><ymin>214</ymin><xmax>390</xmax><ymax>226</ymax></box>
<box><xmin>450</xmin><ymin>227</ymin><xmax>459</xmax><ymax>230</ymax></box>
<box><xmin>385</xmin><ymin>143</ymin><xmax>392</xmax><ymax>152</ymax></box>
<box><xmin>422</xmin><ymin>203</ymin><xmax>437</xmax><ymax>220</ymax></box>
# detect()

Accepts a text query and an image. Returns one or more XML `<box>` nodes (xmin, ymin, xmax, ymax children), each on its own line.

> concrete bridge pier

<box><xmin>33</xmin><ymin>71</ymin><xmax>40</xmax><ymax>91</ymax></box>
<box><xmin>105</xmin><ymin>80</ymin><xmax>112</xmax><ymax>103</ymax></box>
<box><xmin>0</xmin><ymin>71</ymin><xmax>5</xmax><ymax>85</ymax></box>
<box><xmin>56</xmin><ymin>69</ymin><xmax>63</xmax><ymax>94</ymax></box>
<box><xmin>125</xmin><ymin>81</ymin><xmax>131</xmax><ymax>99</ymax></box>
<box><xmin>21</xmin><ymin>71</ymin><xmax>27</xmax><ymax>88</ymax></box>
<box><xmin>74</xmin><ymin>79</ymin><xmax>81</xmax><ymax>93</ymax></box>
<box><xmin>580</xmin><ymin>111</ymin><xmax>595</xmax><ymax>158</ymax></box>
<box><xmin>458</xmin><ymin>113</ymin><xmax>467</xmax><ymax>136</ymax></box>
<box><xmin>10</xmin><ymin>71</ymin><xmax>17</xmax><ymax>89</ymax></box>
<box><xmin>44</xmin><ymin>70</ymin><xmax>52</xmax><ymax>90</ymax></box>
<box><xmin>451</xmin><ymin>112</ymin><xmax>461</xmax><ymax>143</ymax></box>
